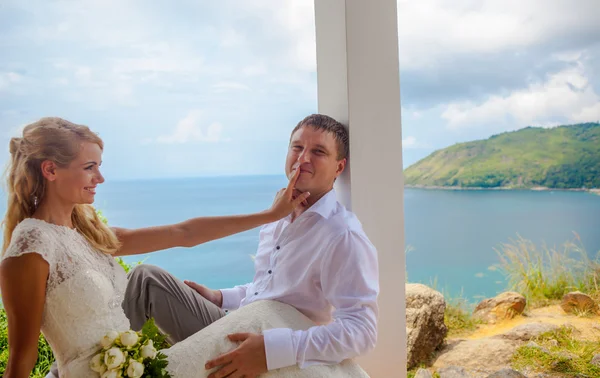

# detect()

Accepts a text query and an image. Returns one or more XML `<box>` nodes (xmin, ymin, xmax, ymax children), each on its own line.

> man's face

<box><xmin>285</xmin><ymin>125</ymin><xmax>346</xmax><ymax>195</ymax></box>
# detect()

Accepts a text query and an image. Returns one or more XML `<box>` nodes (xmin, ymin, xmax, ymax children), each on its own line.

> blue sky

<box><xmin>1</xmin><ymin>0</ymin><xmax>599</xmax><ymax>180</ymax></box>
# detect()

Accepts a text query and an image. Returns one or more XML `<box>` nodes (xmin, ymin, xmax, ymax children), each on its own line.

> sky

<box><xmin>0</xmin><ymin>0</ymin><xmax>599</xmax><ymax>180</ymax></box>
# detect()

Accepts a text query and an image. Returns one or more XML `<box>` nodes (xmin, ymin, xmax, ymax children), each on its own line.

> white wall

<box><xmin>314</xmin><ymin>0</ymin><xmax>406</xmax><ymax>376</ymax></box>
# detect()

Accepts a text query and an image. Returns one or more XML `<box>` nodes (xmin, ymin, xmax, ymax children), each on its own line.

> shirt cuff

<box><xmin>263</xmin><ymin>328</ymin><xmax>296</xmax><ymax>370</ymax></box>
<box><xmin>219</xmin><ymin>288</ymin><xmax>244</xmax><ymax>310</ymax></box>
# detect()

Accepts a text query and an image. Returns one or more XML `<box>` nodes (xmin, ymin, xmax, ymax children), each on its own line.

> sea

<box><xmin>1</xmin><ymin>175</ymin><xmax>599</xmax><ymax>302</ymax></box>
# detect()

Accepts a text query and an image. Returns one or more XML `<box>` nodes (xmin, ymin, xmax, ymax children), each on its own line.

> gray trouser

<box><xmin>49</xmin><ymin>263</ymin><xmax>225</xmax><ymax>377</ymax></box>
<box><xmin>123</xmin><ymin>263</ymin><xmax>226</xmax><ymax>344</ymax></box>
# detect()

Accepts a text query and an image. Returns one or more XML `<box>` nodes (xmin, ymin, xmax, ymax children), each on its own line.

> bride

<box><xmin>0</xmin><ymin>118</ymin><xmax>368</xmax><ymax>377</ymax></box>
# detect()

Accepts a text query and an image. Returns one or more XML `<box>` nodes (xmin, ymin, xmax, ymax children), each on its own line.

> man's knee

<box><xmin>124</xmin><ymin>264</ymin><xmax>166</xmax><ymax>310</ymax></box>
<box><xmin>127</xmin><ymin>263</ymin><xmax>171</xmax><ymax>286</ymax></box>
<box><xmin>128</xmin><ymin>263</ymin><xmax>165</xmax><ymax>279</ymax></box>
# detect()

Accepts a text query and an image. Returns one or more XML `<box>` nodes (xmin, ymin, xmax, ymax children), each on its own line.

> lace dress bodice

<box><xmin>2</xmin><ymin>218</ymin><xmax>130</xmax><ymax>376</ymax></box>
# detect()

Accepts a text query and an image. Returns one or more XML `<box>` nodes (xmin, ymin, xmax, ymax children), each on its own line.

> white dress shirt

<box><xmin>220</xmin><ymin>189</ymin><xmax>379</xmax><ymax>370</ymax></box>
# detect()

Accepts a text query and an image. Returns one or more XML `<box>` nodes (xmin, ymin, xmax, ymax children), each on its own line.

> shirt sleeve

<box><xmin>220</xmin><ymin>283</ymin><xmax>250</xmax><ymax>310</ymax></box>
<box><xmin>263</xmin><ymin>229</ymin><xmax>379</xmax><ymax>370</ymax></box>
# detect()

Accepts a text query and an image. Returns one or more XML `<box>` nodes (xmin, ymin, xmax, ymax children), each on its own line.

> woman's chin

<box><xmin>81</xmin><ymin>194</ymin><xmax>96</xmax><ymax>204</ymax></box>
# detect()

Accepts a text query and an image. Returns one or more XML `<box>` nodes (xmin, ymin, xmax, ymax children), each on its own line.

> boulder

<box><xmin>590</xmin><ymin>353</ymin><xmax>600</xmax><ymax>367</ymax></box>
<box><xmin>473</xmin><ymin>292</ymin><xmax>526</xmax><ymax>324</ymax></box>
<box><xmin>560</xmin><ymin>291</ymin><xmax>598</xmax><ymax>315</ymax></box>
<box><xmin>493</xmin><ymin>322</ymin><xmax>559</xmax><ymax>341</ymax></box>
<box><xmin>414</xmin><ymin>368</ymin><xmax>434</xmax><ymax>378</ymax></box>
<box><xmin>525</xmin><ymin>341</ymin><xmax>550</xmax><ymax>354</ymax></box>
<box><xmin>486</xmin><ymin>368</ymin><xmax>527</xmax><ymax>378</ymax></box>
<box><xmin>406</xmin><ymin>283</ymin><xmax>448</xmax><ymax>368</ymax></box>
<box><xmin>433</xmin><ymin>338</ymin><xmax>518</xmax><ymax>375</ymax></box>
<box><xmin>437</xmin><ymin>366</ymin><xmax>472</xmax><ymax>378</ymax></box>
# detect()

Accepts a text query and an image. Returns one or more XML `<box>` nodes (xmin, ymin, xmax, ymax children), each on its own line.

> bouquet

<box><xmin>90</xmin><ymin>319</ymin><xmax>172</xmax><ymax>378</ymax></box>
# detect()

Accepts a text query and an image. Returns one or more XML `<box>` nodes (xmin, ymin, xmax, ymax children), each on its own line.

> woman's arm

<box><xmin>0</xmin><ymin>253</ymin><xmax>49</xmax><ymax>378</ymax></box>
<box><xmin>113</xmin><ymin>168</ymin><xmax>309</xmax><ymax>257</ymax></box>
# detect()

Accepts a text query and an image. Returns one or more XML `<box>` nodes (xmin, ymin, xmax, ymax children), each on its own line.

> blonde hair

<box><xmin>2</xmin><ymin>117</ymin><xmax>121</xmax><ymax>256</ymax></box>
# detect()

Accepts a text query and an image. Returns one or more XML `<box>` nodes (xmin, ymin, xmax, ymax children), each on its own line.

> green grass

<box><xmin>404</xmin><ymin>122</ymin><xmax>600</xmax><ymax>189</ymax></box>
<box><xmin>444</xmin><ymin>296</ymin><xmax>482</xmax><ymax>337</ymax></box>
<box><xmin>512</xmin><ymin>326</ymin><xmax>600</xmax><ymax>377</ymax></box>
<box><xmin>407</xmin><ymin>365</ymin><xmax>440</xmax><ymax>378</ymax></box>
<box><xmin>494</xmin><ymin>234</ymin><xmax>600</xmax><ymax>308</ymax></box>
<box><xmin>426</xmin><ymin>279</ymin><xmax>483</xmax><ymax>337</ymax></box>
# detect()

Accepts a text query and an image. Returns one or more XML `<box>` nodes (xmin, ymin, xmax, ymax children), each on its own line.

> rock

<box><xmin>554</xmin><ymin>350</ymin><xmax>577</xmax><ymax>360</ymax></box>
<box><xmin>414</xmin><ymin>368</ymin><xmax>434</xmax><ymax>378</ymax></box>
<box><xmin>547</xmin><ymin>339</ymin><xmax>558</xmax><ymax>347</ymax></box>
<box><xmin>406</xmin><ymin>283</ymin><xmax>448</xmax><ymax>368</ymax></box>
<box><xmin>486</xmin><ymin>368</ymin><xmax>527</xmax><ymax>378</ymax></box>
<box><xmin>473</xmin><ymin>292</ymin><xmax>526</xmax><ymax>324</ymax></box>
<box><xmin>525</xmin><ymin>341</ymin><xmax>550</xmax><ymax>354</ymax></box>
<box><xmin>590</xmin><ymin>353</ymin><xmax>600</xmax><ymax>367</ymax></box>
<box><xmin>433</xmin><ymin>338</ymin><xmax>518</xmax><ymax>375</ymax></box>
<box><xmin>437</xmin><ymin>366</ymin><xmax>472</xmax><ymax>378</ymax></box>
<box><xmin>560</xmin><ymin>291</ymin><xmax>598</xmax><ymax>315</ymax></box>
<box><xmin>494</xmin><ymin>322</ymin><xmax>559</xmax><ymax>341</ymax></box>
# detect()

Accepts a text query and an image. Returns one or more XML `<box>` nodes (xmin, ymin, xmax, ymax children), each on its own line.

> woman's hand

<box><xmin>267</xmin><ymin>168</ymin><xmax>310</xmax><ymax>221</ymax></box>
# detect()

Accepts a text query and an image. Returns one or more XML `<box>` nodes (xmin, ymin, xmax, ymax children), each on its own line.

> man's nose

<box><xmin>297</xmin><ymin>150</ymin><xmax>310</xmax><ymax>163</ymax></box>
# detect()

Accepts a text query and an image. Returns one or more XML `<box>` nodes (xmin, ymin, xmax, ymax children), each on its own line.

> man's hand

<box><xmin>184</xmin><ymin>281</ymin><xmax>223</xmax><ymax>308</ymax></box>
<box><xmin>206</xmin><ymin>333</ymin><xmax>268</xmax><ymax>378</ymax></box>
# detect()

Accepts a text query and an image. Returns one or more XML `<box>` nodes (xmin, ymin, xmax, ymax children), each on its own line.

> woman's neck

<box><xmin>32</xmin><ymin>195</ymin><xmax>75</xmax><ymax>229</ymax></box>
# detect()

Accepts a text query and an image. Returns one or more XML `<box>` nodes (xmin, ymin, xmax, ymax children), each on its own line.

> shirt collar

<box><xmin>303</xmin><ymin>188</ymin><xmax>338</xmax><ymax>219</ymax></box>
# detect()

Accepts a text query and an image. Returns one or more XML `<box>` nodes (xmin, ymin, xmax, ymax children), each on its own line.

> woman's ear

<box><xmin>40</xmin><ymin>160</ymin><xmax>58</xmax><ymax>182</ymax></box>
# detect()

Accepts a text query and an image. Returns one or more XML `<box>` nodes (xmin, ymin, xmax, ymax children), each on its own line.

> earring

<box><xmin>33</xmin><ymin>195</ymin><xmax>39</xmax><ymax>208</ymax></box>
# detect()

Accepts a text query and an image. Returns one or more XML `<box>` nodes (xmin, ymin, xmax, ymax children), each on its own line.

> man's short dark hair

<box><xmin>291</xmin><ymin>114</ymin><xmax>349</xmax><ymax>160</ymax></box>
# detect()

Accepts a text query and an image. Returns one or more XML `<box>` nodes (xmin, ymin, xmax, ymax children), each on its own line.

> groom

<box><xmin>47</xmin><ymin>114</ymin><xmax>379</xmax><ymax>378</ymax></box>
<box><xmin>125</xmin><ymin>114</ymin><xmax>379</xmax><ymax>377</ymax></box>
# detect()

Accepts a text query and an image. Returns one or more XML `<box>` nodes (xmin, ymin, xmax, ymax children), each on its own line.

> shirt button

<box><xmin>255</xmin><ymin>292</ymin><xmax>259</xmax><ymax>295</ymax></box>
<box><xmin>268</xmin><ymin>270</ymin><xmax>272</xmax><ymax>274</ymax></box>
<box><xmin>276</xmin><ymin>246</ymin><xmax>280</xmax><ymax>250</ymax></box>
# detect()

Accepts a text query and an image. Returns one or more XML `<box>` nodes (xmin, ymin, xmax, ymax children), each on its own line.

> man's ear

<box><xmin>40</xmin><ymin>160</ymin><xmax>58</xmax><ymax>182</ymax></box>
<box><xmin>335</xmin><ymin>158</ymin><xmax>347</xmax><ymax>177</ymax></box>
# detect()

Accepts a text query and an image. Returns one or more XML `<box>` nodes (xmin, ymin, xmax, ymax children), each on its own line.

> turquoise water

<box><xmin>1</xmin><ymin>176</ymin><xmax>599</xmax><ymax>302</ymax></box>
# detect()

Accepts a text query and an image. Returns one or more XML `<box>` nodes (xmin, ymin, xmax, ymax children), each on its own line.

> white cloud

<box><xmin>212</xmin><ymin>81</ymin><xmax>250</xmax><ymax>92</ymax></box>
<box><xmin>239</xmin><ymin>0</ymin><xmax>316</xmax><ymax>72</ymax></box>
<box><xmin>0</xmin><ymin>72</ymin><xmax>22</xmax><ymax>90</ymax></box>
<box><xmin>242</xmin><ymin>63</ymin><xmax>268</xmax><ymax>77</ymax></box>
<box><xmin>402</xmin><ymin>136</ymin><xmax>430</xmax><ymax>149</ymax></box>
<box><xmin>441</xmin><ymin>62</ymin><xmax>600</xmax><ymax>130</ymax></box>
<box><xmin>573</xmin><ymin>103</ymin><xmax>600</xmax><ymax>123</ymax></box>
<box><xmin>155</xmin><ymin>111</ymin><xmax>229</xmax><ymax>144</ymax></box>
<box><xmin>220</xmin><ymin>28</ymin><xmax>245</xmax><ymax>48</ymax></box>
<box><xmin>397</xmin><ymin>0</ymin><xmax>600</xmax><ymax>70</ymax></box>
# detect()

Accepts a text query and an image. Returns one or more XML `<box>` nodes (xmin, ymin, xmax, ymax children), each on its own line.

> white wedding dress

<box><xmin>2</xmin><ymin>219</ymin><xmax>369</xmax><ymax>378</ymax></box>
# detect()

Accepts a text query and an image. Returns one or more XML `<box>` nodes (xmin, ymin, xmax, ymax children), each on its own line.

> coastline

<box><xmin>405</xmin><ymin>184</ymin><xmax>600</xmax><ymax>195</ymax></box>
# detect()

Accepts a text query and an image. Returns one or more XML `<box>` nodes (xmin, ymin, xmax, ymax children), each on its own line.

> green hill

<box><xmin>403</xmin><ymin>122</ymin><xmax>600</xmax><ymax>189</ymax></box>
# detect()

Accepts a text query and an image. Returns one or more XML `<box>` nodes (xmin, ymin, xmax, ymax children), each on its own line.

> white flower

<box><xmin>126</xmin><ymin>360</ymin><xmax>145</xmax><ymax>378</ymax></box>
<box><xmin>101</xmin><ymin>331</ymin><xmax>120</xmax><ymax>349</ymax></box>
<box><xmin>104</xmin><ymin>347</ymin><xmax>125</xmax><ymax>370</ymax></box>
<box><xmin>90</xmin><ymin>353</ymin><xmax>106</xmax><ymax>373</ymax></box>
<box><xmin>101</xmin><ymin>369</ymin><xmax>122</xmax><ymax>378</ymax></box>
<box><xmin>140</xmin><ymin>339</ymin><xmax>157</xmax><ymax>359</ymax></box>
<box><xmin>120</xmin><ymin>330</ymin><xmax>139</xmax><ymax>348</ymax></box>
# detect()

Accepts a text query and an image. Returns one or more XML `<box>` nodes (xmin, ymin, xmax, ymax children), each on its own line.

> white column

<box><xmin>314</xmin><ymin>1</ymin><xmax>406</xmax><ymax>377</ymax></box>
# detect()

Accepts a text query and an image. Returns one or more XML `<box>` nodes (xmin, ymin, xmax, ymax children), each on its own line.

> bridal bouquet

<box><xmin>90</xmin><ymin>319</ymin><xmax>172</xmax><ymax>378</ymax></box>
